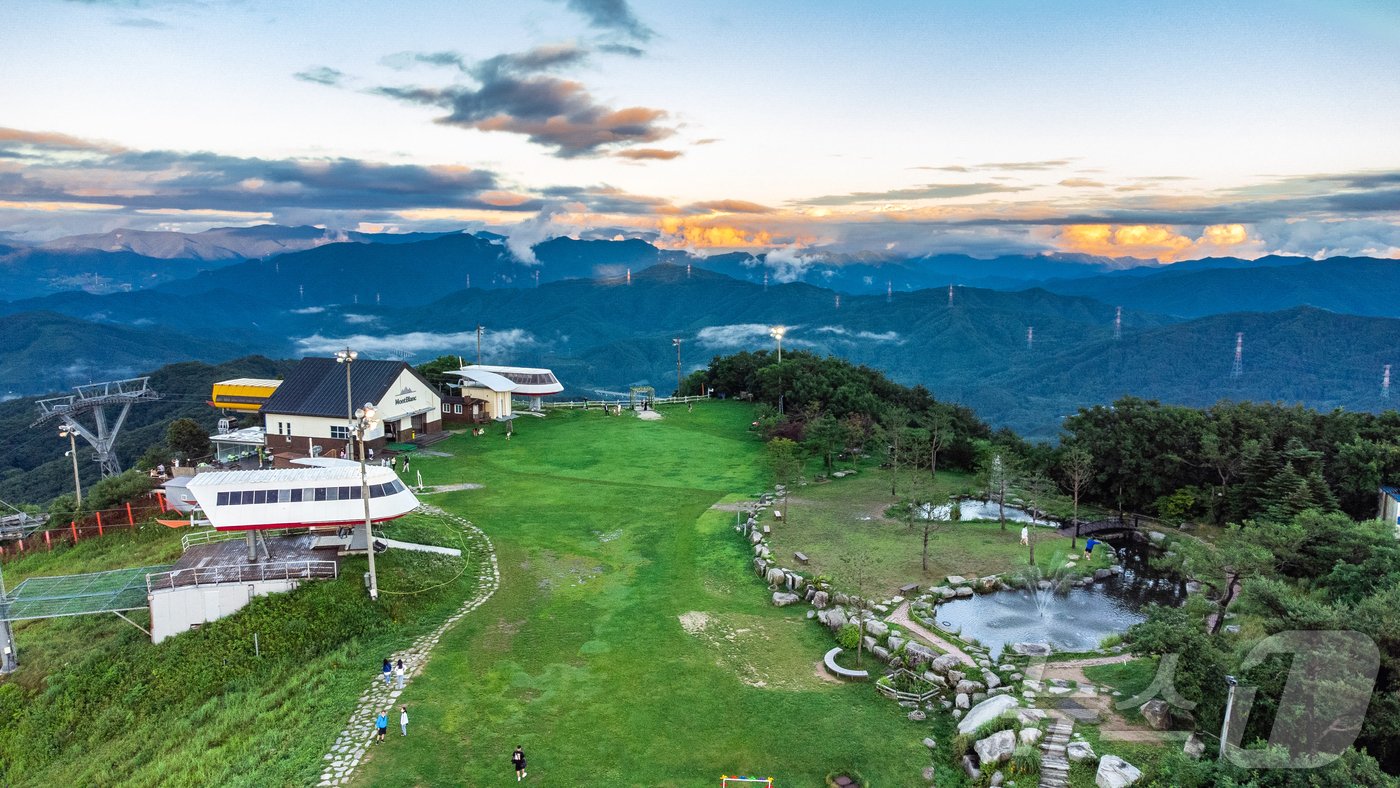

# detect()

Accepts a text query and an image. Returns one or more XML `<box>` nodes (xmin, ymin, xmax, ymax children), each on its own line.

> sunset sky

<box><xmin>3</xmin><ymin>0</ymin><xmax>1400</xmax><ymax>260</ymax></box>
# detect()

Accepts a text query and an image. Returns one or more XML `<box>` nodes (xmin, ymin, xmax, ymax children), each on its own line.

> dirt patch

<box><xmin>813</xmin><ymin>659</ymin><xmax>844</xmax><ymax>685</ymax></box>
<box><xmin>420</xmin><ymin>482</ymin><xmax>483</xmax><ymax>494</ymax></box>
<box><xmin>636</xmin><ymin>410</ymin><xmax>663</xmax><ymax>421</ymax></box>
<box><xmin>676</xmin><ymin>611</ymin><xmax>821</xmax><ymax>691</ymax></box>
<box><xmin>1034</xmin><ymin>656</ymin><xmax>1168</xmax><ymax>744</ymax></box>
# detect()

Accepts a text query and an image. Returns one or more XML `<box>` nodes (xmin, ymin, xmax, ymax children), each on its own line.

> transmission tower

<box><xmin>1114</xmin><ymin>306</ymin><xmax>1122</xmax><ymax>340</ymax></box>
<box><xmin>1026</xmin><ymin>326</ymin><xmax>1034</xmax><ymax>350</ymax></box>
<box><xmin>1231</xmin><ymin>333</ymin><xmax>1243</xmax><ymax>378</ymax></box>
<box><xmin>948</xmin><ymin>284</ymin><xmax>954</xmax><ymax>307</ymax></box>
<box><xmin>763</xmin><ymin>272</ymin><xmax>768</xmax><ymax>292</ymax></box>
<box><xmin>1385</xmin><ymin>365</ymin><xmax>1392</xmax><ymax>399</ymax></box>
<box><xmin>834</xmin><ymin>294</ymin><xmax>841</xmax><ymax>309</ymax></box>
<box><xmin>686</xmin><ymin>262</ymin><xmax>692</xmax><ymax>279</ymax></box>
<box><xmin>33</xmin><ymin>377</ymin><xmax>160</xmax><ymax>477</ymax></box>
<box><xmin>887</xmin><ymin>281</ymin><xmax>893</xmax><ymax>303</ymax></box>
<box><xmin>533</xmin><ymin>270</ymin><xmax>540</xmax><ymax>288</ymax></box>
<box><xmin>627</xmin><ymin>268</ymin><xmax>632</xmax><ymax>285</ymax></box>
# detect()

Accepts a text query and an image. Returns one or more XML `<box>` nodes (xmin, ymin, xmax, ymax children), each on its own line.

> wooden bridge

<box><xmin>1056</xmin><ymin>513</ymin><xmax>1158</xmax><ymax>537</ymax></box>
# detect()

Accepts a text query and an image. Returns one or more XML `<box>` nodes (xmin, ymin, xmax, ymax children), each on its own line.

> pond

<box><xmin>930</xmin><ymin>534</ymin><xmax>1185</xmax><ymax>659</ymax></box>
<box><xmin>918</xmin><ymin>499</ymin><xmax>1047</xmax><ymax>524</ymax></box>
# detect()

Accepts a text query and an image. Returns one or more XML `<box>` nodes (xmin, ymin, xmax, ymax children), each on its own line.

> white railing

<box><xmin>180</xmin><ymin>527</ymin><xmax>310</xmax><ymax>551</ymax></box>
<box><xmin>146</xmin><ymin>560</ymin><xmax>338</xmax><ymax>592</ymax></box>
<box><xmin>537</xmin><ymin>393</ymin><xmax>713</xmax><ymax>410</ymax></box>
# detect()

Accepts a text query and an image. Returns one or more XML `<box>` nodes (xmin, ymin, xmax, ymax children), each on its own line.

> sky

<box><xmin>2</xmin><ymin>0</ymin><xmax>1400</xmax><ymax>260</ymax></box>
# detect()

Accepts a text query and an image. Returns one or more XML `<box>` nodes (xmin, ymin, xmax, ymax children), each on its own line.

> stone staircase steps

<box><xmin>1038</xmin><ymin>717</ymin><xmax>1074</xmax><ymax>788</ymax></box>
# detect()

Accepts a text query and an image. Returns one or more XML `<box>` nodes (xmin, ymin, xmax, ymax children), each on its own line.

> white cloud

<box><xmin>295</xmin><ymin>328</ymin><xmax>539</xmax><ymax>359</ymax></box>
<box><xmin>814</xmin><ymin>326</ymin><xmax>902</xmax><ymax>343</ymax></box>
<box><xmin>290</xmin><ymin>306</ymin><xmax>325</xmax><ymax>314</ymax></box>
<box><xmin>344</xmin><ymin>314</ymin><xmax>379</xmax><ymax>325</ymax></box>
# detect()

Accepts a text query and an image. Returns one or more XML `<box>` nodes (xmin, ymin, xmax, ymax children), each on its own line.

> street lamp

<box><xmin>1219</xmin><ymin>674</ymin><xmax>1239</xmax><ymax>760</ymax></box>
<box><xmin>769</xmin><ymin>326</ymin><xmax>787</xmax><ymax>415</ymax></box>
<box><xmin>672</xmin><ymin>338</ymin><xmax>684</xmax><ymax>397</ymax></box>
<box><xmin>353</xmin><ymin>402</ymin><xmax>381</xmax><ymax>601</ymax></box>
<box><xmin>58</xmin><ymin>424</ymin><xmax>81</xmax><ymax>509</ymax></box>
<box><xmin>335</xmin><ymin>347</ymin><xmax>359</xmax><ymax>459</ymax></box>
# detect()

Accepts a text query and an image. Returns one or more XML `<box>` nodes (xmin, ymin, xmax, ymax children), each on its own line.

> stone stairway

<box><xmin>1038</xmin><ymin>716</ymin><xmax>1073</xmax><ymax>788</ymax></box>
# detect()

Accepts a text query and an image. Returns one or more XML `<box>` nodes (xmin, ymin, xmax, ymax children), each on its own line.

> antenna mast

<box><xmin>1231</xmin><ymin>333</ymin><xmax>1244</xmax><ymax>378</ymax></box>
<box><xmin>948</xmin><ymin>284</ymin><xmax>954</xmax><ymax>307</ymax></box>
<box><xmin>1026</xmin><ymin>326</ymin><xmax>1034</xmax><ymax>350</ymax></box>
<box><xmin>1114</xmin><ymin>306</ymin><xmax>1122</xmax><ymax>340</ymax></box>
<box><xmin>1385</xmin><ymin>365</ymin><xmax>1392</xmax><ymax>399</ymax></box>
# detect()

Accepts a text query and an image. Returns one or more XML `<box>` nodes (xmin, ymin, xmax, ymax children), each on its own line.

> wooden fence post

<box><xmin>70</xmin><ymin>520</ymin><xmax>78</xmax><ymax>543</ymax></box>
<box><xmin>96</xmin><ymin>510</ymin><xmax>104</xmax><ymax>536</ymax></box>
<box><xmin>43</xmin><ymin>531</ymin><xmax>49</xmax><ymax>549</ymax></box>
<box><xmin>127</xmin><ymin>502</ymin><xmax>135</xmax><ymax>526</ymax></box>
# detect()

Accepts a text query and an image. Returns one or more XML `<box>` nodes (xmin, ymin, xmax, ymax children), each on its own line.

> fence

<box><xmin>537</xmin><ymin>393</ymin><xmax>713</xmax><ymax>410</ymax></box>
<box><xmin>0</xmin><ymin>496</ymin><xmax>168</xmax><ymax>562</ymax></box>
<box><xmin>180</xmin><ymin>526</ymin><xmax>311</xmax><ymax>552</ymax></box>
<box><xmin>145</xmin><ymin>559</ymin><xmax>338</xmax><ymax>592</ymax></box>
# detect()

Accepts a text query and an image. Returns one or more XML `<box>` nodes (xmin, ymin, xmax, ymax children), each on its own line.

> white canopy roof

<box><xmin>448</xmin><ymin>368</ymin><xmax>518</xmax><ymax>393</ymax></box>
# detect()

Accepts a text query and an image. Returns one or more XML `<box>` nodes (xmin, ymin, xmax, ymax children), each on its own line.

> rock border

<box><xmin>316</xmin><ymin>506</ymin><xmax>500</xmax><ymax>787</ymax></box>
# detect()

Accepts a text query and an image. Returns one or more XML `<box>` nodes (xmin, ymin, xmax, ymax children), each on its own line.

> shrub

<box><xmin>1009</xmin><ymin>745</ymin><xmax>1041</xmax><ymax>775</ymax></box>
<box><xmin>836</xmin><ymin>624</ymin><xmax>861</xmax><ymax>650</ymax></box>
<box><xmin>1099</xmin><ymin>633</ymin><xmax>1124</xmax><ymax>650</ymax></box>
<box><xmin>951</xmin><ymin>734</ymin><xmax>973</xmax><ymax>762</ymax></box>
<box><xmin>972</xmin><ymin>714</ymin><xmax>1019</xmax><ymax>740</ymax></box>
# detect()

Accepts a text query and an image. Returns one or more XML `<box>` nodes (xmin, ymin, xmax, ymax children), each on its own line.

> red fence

<box><xmin>0</xmin><ymin>495</ymin><xmax>169</xmax><ymax>562</ymax></box>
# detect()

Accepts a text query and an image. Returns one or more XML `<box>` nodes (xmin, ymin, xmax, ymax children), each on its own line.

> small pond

<box><xmin>931</xmin><ymin>534</ymin><xmax>1185</xmax><ymax>659</ymax></box>
<box><xmin>918</xmin><ymin>499</ymin><xmax>1047</xmax><ymax>524</ymax></box>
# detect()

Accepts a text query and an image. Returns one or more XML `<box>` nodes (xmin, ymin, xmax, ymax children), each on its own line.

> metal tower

<box><xmin>834</xmin><ymin>294</ymin><xmax>841</xmax><ymax>309</ymax></box>
<box><xmin>1385</xmin><ymin>365</ymin><xmax>1392</xmax><ymax>399</ymax></box>
<box><xmin>763</xmin><ymin>272</ymin><xmax>768</xmax><ymax>291</ymax></box>
<box><xmin>1231</xmin><ymin>333</ymin><xmax>1244</xmax><ymax>378</ymax></box>
<box><xmin>686</xmin><ymin>262</ymin><xmax>692</xmax><ymax>278</ymax></box>
<box><xmin>627</xmin><ymin>267</ymin><xmax>632</xmax><ymax>285</ymax></box>
<box><xmin>887</xmin><ymin>281</ymin><xmax>893</xmax><ymax>303</ymax></box>
<box><xmin>1114</xmin><ymin>306</ymin><xmax>1122</xmax><ymax>340</ymax></box>
<box><xmin>533</xmin><ymin>270</ymin><xmax>540</xmax><ymax>288</ymax></box>
<box><xmin>1026</xmin><ymin>326</ymin><xmax>1034</xmax><ymax>350</ymax></box>
<box><xmin>948</xmin><ymin>284</ymin><xmax>954</xmax><ymax>307</ymax></box>
<box><xmin>33</xmin><ymin>377</ymin><xmax>160</xmax><ymax>477</ymax></box>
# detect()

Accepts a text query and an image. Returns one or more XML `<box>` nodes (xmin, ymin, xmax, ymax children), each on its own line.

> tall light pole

<box><xmin>476</xmin><ymin>325</ymin><xmax>485</xmax><ymax>365</ymax></box>
<box><xmin>672</xmin><ymin>338</ymin><xmax>684</xmax><ymax>397</ymax></box>
<box><xmin>354</xmin><ymin>402</ymin><xmax>381</xmax><ymax>601</ymax></box>
<box><xmin>335</xmin><ymin>347</ymin><xmax>358</xmax><ymax>459</ymax></box>
<box><xmin>0</xmin><ymin>557</ymin><xmax>13</xmax><ymax>674</ymax></box>
<box><xmin>770</xmin><ymin>326</ymin><xmax>787</xmax><ymax>415</ymax></box>
<box><xmin>58</xmin><ymin>424</ymin><xmax>81</xmax><ymax>509</ymax></box>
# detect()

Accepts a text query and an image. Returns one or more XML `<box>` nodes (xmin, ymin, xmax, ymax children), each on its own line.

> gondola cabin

<box><xmin>173</xmin><ymin>460</ymin><xmax>418</xmax><ymax>531</ymax></box>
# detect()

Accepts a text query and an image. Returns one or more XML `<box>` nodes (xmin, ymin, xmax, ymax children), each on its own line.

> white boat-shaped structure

<box><xmin>165</xmin><ymin>459</ymin><xmax>418</xmax><ymax>531</ymax></box>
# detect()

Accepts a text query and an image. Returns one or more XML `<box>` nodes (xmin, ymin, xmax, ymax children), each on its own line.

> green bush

<box><xmin>1009</xmin><ymin>744</ymin><xmax>1041</xmax><ymax>775</ymax></box>
<box><xmin>951</xmin><ymin>734</ymin><xmax>973</xmax><ymax>762</ymax></box>
<box><xmin>972</xmin><ymin>714</ymin><xmax>1019</xmax><ymax>740</ymax></box>
<box><xmin>836</xmin><ymin>623</ymin><xmax>861</xmax><ymax>650</ymax></box>
<box><xmin>85</xmin><ymin>469</ymin><xmax>154</xmax><ymax>512</ymax></box>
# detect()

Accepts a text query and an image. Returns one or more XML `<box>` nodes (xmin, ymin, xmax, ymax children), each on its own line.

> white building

<box><xmin>452</xmin><ymin>364</ymin><xmax>562</xmax><ymax>414</ymax></box>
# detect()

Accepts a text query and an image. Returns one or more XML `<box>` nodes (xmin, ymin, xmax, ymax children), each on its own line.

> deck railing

<box><xmin>145</xmin><ymin>560</ymin><xmax>338</xmax><ymax>592</ymax></box>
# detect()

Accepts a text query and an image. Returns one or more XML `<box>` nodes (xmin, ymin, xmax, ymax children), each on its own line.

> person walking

<box><xmin>1020</xmin><ymin>525</ymin><xmax>1029</xmax><ymax>546</ymax></box>
<box><xmin>395</xmin><ymin>659</ymin><xmax>406</xmax><ymax>689</ymax></box>
<box><xmin>382</xmin><ymin>658</ymin><xmax>392</xmax><ymax>686</ymax></box>
<box><xmin>376</xmin><ymin>710</ymin><xmax>389</xmax><ymax>743</ymax></box>
<box><xmin>512</xmin><ymin>745</ymin><xmax>527</xmax><ymax>781</ymax></box>
<box><xmin>403</xmin><ymin>457</ymin><xmax>411</xmax><ymax>474</ymax></box>
<box><xmin>1083</xmin><ymin>537</ymin><xmax>1097</xmax><ymax>561</ymax></box>
<box><xmin>399</xmin><ymin>705</ymin><xmax>409</xmax><ymax>737</ymax></box>
<box><xmin>391</xmin><ymin>455</ymin><xmax>398</xmax><ymax>472</ymax></box>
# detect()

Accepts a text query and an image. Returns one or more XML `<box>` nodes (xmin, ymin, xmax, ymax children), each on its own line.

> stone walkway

<box><xmin>1038</xmin><ymin>714</ymin><xmax>1074</xmax><ymax>788</ymax></box>
<box><xmin>888</xmin><ymin>601</ymin><xmax>976</xmax><ymax>667</ymax></box>
<box><xmin>1027</xmin><ymin>654</ymin><xmax>1165</xmax><ymax>743</ymax></box>
<box><xmin>316</xmin><ymin>506</ymin><xmax>500</xmax><ymax>787</ymax></box>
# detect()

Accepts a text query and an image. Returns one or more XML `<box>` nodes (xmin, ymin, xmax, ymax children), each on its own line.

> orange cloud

<box><xmin>1058</xmin><ymin>223</ymin><xmax>1250</xmax><ymax>261</ymax></box>
<box><xmin>657</xmin><ymin>216</ymin><xmax>775</xmax><ymax>249</ymax></box>
<box><xmin>614</xmin><ymin>148</ymin><xmax>683</xmax><ymax>161</ymax></box>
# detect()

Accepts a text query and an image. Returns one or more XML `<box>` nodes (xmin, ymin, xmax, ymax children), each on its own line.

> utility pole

<box><xmin>1384</xmin><ymin>365</ymin><xmax>1391</xmax><ymax>399</ymax></box>
<box><xmin>1026</xmin><ymin>326</ymin><xmax>1034</xmax><ymax>350</ymax></box>
<box><xmin>672</xmin><ymin>338</ymin><xmax>684</xmax><ymax>397</ymax></box>
<box><xmin>1231</xmin><ymin>333</ymin><xmax>1243</xmax><ymax>378</ymax></box>
<box><xmin>0</xmin><ymin>557</ymin><xmax>13</xmax><ymax>674</ymax></box>
<box><xmin>1114</xmin><ymin>306</ymin><xmax>1122</xmax><ymax>340</ymax></box>
<box><xmin>355</xmin><ymin>403</ymin><xmax>381</xmax><ymax>601</ymax></box>
<box><xmin>475</xmin><ymin>325</ymin><xmax>485</xmax><ymax>365</ymax></box>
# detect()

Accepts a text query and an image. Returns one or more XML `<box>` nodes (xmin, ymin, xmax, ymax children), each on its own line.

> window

<box><xmin>314</xmin><ymin>487</ymin><xmax>328</xmax><ymax>502</ymax></box>
<box><xmin>338</xmin><ymin>486</ymin><xmax>352</xmax><ymax>500</ymax></box>
<box><xmin>253</xmin><ymin>490</ymin><xmax>267</xmax><ymax>505</ymax></box>
<box><xmin>454</xmin><ymin>404</ymin><xmax>463</xmax><ymax>414</ymax></box>
<box><xmin>330</xmin><ymin>425</ymin><xmax>350</xmax><ymax>440</ymax></box>
<box><xmin>442</xmin><ymin>403</ymin><xmax>450</xmax><ymax>413</ymax></box>
<box><xmin>290</xmin><ymin>488</ymin><xmax>303</xmax><ymax>503</ymax></box>
<box><xmin>277</xmin><ymin>489</ymin><xmax>291</xmax><ymax>503</ymax></box>
<box><xmin>348</xmin><ymin>486</ymin><xmax>362</xmax><ymax>500</ymax></box>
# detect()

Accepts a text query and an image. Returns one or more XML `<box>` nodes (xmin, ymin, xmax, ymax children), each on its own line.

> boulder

<box><xmin>921</xmin><ymin>670</ymin><xmax>947</xmax><ymax>687</ymax></box>
<box><xmin>765</xmin><ymin>567</ymin><xmax>787</xmax><ymax>586</ymax></box>
<box><xmin>1093</xmin><ymin>568</ymin><xmax>1112</xmax><ymax>581</ymax></box>
<box><xmin>863</xmin><ymin>635</ymin><xmax>878</xmax><ymax>652</ymax></box>
<box><xmin>1149</xmin><ymin>531</ymin><xmax>1167</xmax><ymax>544</ymax></box>
<box><xmin>771</xmin><ymin>591</ymin><xmax>800</xmax><ymax>607</ymax></box>
<box><xmin>956</xmin><ymin>679</ymin><xmax>984</xmax><ymax>696</ymax></box>
<box><xmin>872</xmin><ymin>645</ymin><xmax>891</xmax><ymax>662</ymax></box>
<box><xmin>922</xmin><ymin>736</ymin><xmax>938</xmax><ymax>750</ymax></box>
<box><xmin>961</xmin><ymin>755</ymin><xmax>980</xmax><ymax>780</ymax></box>
<box><xmin>1010</xmin><ymin>642</ymin><xmax>1052</xmax><ymax>656</ymax></box>
<box><xmin>833</xmin><ymin>592</ymin><xmax>850</xmax><ymax>606</ymax></box>
<box><xmin>811</xmin><ymin>590</ymin><xmax>829</xmax><ymax>609</ymax></box>
<box><xmin>1018</xmin><ymin>727</ymin><xmax>1043</xmax><ymax>746</ymax></box>
<box><xmin>865</xmin><ymin>620</ymin><xmax>890</xmax><ymax>639</ymax></box>
<box><xmin>974</xmin><ymin>730</ymin><xmax>1016</xmax><ymax>765</ymax></box>
<box><xmin>1184</xmin><ymin>581</ymin><xmax>1202</xmax><ymax>594</ymax></box>
<box><xmin>946</xmin><ymin>575</ymin><xmax>969</xmax><ymax>586</ymax></box>
<box><xmin>818</xmin><ymin>608</ymin><xmax>848</xmax><ymax>631</ymax></box>
<box><xmin>1139</xmin><ymin>699</ymin><xmax>1171</xmax><ymax>730</ymax></box>
<box><xmin>929</xmin><ymin>585</ymin><xmax>956</xmax><ymax>599</ymax></box>
<box><xmin>749</xmin><ymin>530</ymin><xmax>764</xmax><ymax>544</ymax></box>
<box><xmin>1037</xmin><ymin>579</ymin><xmax>1052</xmax><ymax>591</ymax></box>
<box><xmin>905</xmin><ymin>643</ymin><xmax>935</xmax><ymax>666</ymax></box>
<box><xmin>990</xmin><ymin>770</ymin><xmax>1005</xmax><ymax>787</ymax></box>
<box><xmin>1095</xmin><ymin>755</ymin><xmax>1142</xmax><ymax>788</ymax></box>
<box><xmin>907</xmin><ymin>709</ymin><xmax>926</xmax><ymax>721</ymax></box>
<box><xmin>930</xmin><ymin>654</ymin><xmax>962</xmax><ymax>674</ymax></box>
<box><xmin>947</xmin><ymin>669</ymin><xmax>966</xmax><ymax>685</ymax></box>
<box><xmin>956</xmin><ymin>693</ymin><xmax>1020</xmax><ymax>734</ymax></box>
<box><xmin>1067</xmin><ymin>741</ymin><xmax>1097</xmax><ymax>762</ymax></box>
<box><xmin>977</xmin><ymin>575</ymin><xmax>1000</xmax><ymax>593</ymax></box>
<box><xmin>887</xmin><ymin>635</ymin><xmax>906</xmax><ymax>653</ymax></box>
<box><xmin>921</xmin><ymin>766</ymin><xmax>935</xmax><ymax>782</ymax></box>
<box><xmin>982</xmin><ymin>670</ymin><xmax>1002</xmax><ymax>689</ymax></box>
<box><xmin>955</xmin><ymin>692</ymin><xmax>970</xmax><ymax>709</ymax></box>
<box><xmin>1183</xmin><ymin>733</ymin><xmax>1205</xmax><ymax>759</ymax></box>
<box><xmin>955</xmin><ymin>586</ymin><xmax>975</xmax><ymax>598</ymax></box>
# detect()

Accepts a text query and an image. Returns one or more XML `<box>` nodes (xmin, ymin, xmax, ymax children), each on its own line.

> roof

<box><xmin>261</xmin><ymin>357</ymin><xmax>430</xmax><ymax>417</ymax></box>
<box><xmin>459</xmin><ymin>364</ymin><xmax>562</xmax><ymax>395</ymax></box>
<box><xmin>211</xmin><ymin>426</ymin><xmax>266</xmax><ymax>445</ymax></box>
<box><xmin>185</xmin><ymin>462</ymin><xmax>372</xmax><ymax>488</ymax></box>
<box><xmin>1383</xmin><ymin>486</ymin><xmax>1400</xmax><ymax>502</ymax></box>
<box><xmin>214</xmin><ymin>378</ymin><xmax>282</xmax><ymax>388</ymax></box>
<box><xmin>449</xmin><ymin>368</ymin><xmax>518</xmax><ymax>393</ymax></box>
<box><xmin>468</xmin><ymin>364</ymin><xmax>554</xmax><ymax>375</ymax></box>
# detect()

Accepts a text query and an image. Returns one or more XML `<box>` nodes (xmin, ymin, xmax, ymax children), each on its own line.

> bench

<box><xmin>762</xmin><ymin>525</ymin><xmax>771</xmax><ymax>535</ymax></box>
<box><xmin>794</xmin><ymin>552</ymin><xmax>809</xmax><ymax>564</ymax></box>
<box><xmin>899</xmin><ymin>583</ymin><xmax>920</xmax><ymax>595</ymax></box>
<box><xmin>824</xmin><ymin>647</ymin><xmax>868</xmax><ymax>680</ymax></box>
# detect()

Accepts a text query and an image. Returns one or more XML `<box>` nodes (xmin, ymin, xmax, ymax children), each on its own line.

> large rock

<box><xmin>946</xmin><ymin>575</ymin><xmax>969</xmax><ymax>586</ymax></box>
<box><xmin>905</xmin><ymin>642</ymin><xmax>935</xmax><ymax>666</ymax></box>
<box><xmin>961</xmin><ymin>755</ymin><xmax>980</xmax><ymax>780</ymax></box>
<box><xmin>973</xmin><ymin>729</ymin><xmax>1016</xmax><ymax>765</ymax></box>
<box><xmin>1139</xmin><ymin>699</ymin><xmax>1171</xmax><ymax>730</ymax></box>
<box><xmin>1067</xmin><ymin>741</ymin><xmax>1097</xmax><ymax>762</ymax></box>
<box><xmin>1010</xmin><ymin>642</ymin><xmax>1052</xmax><ymax>656</ymax></box>
<box><xmin>929</xmin><ymin>585</ymin><xmax>956</xmax><ymax>599</ymax></box>
<box><xmin>921</xmin><ymin>670</ymin><xmax>948</xmax><ymax>687</ymax></box>
<box><xmin>818</xmin><ymin>608</ymin><xmax>848</xmax><ymax>630</ymax></box>
<box><xmin>930</xmin><ymin>654</ymin><xmax>962</xmax><ymax>675</ymax></box>
<box><xmin>1093</xmin><ymin>568</ymin><xmax>1112</xmax><ymax>581</ymax></box>
<box><xmin>887</xmin><ymin>635</ymin><xmax>906</xmax><ymax>653</ymax></box>
<box><xmin>749</xmin><ymin>530</ymin><xmax>764</xmax><ymax>544</ymax></box>
<box><xmin>1095</xmin><ymin>755</ymin><xmax>1142</xmax><ymax>788</ymax></box>
<box><xmin>811</xmin><ymin>590</ymin><xmax>829</xmax><ymax>609</ymax></box>
<box><xmin>957</xmin><ymin>694</ymin><xmax>1020</xmax><ymax>734</ymax></box>
<box><xmin>871</xmin><ymin>645</ymin><xmax>891</xmax><ymax>662</ymax></box>
<box><xmin>976</xmin><ymin>575</ymin><xmax>1000</xmax><ymax>593</ymax></box>
<box><xmin>955</xmin><ymin>692</ymin><xmax>970</xmax><ymax>709</ymax></box>
<box><xmin>765</xmin><ymin>566</ymin><xmax>787</xmax><ymax>585</ymax></box>
<box><xmin>865</xmin><ymin>620</ymin><xmax>890</xmax><ymax>639</ymax></box>
<box><xmin>1018</xmin><ymin>727</ymin><xmax>1043</xmax><ymax>746</ymax></box>
<box><xmin>771</xmin><ymin>591</ymin><xmax>800</xmax><ymax>607</ymax></box>
<box><xmin>982</xmin><ymin>670</ymin><xmax>1002</xmax><ymax>689</ymax></box>
<box><xmin>955</xmin><ymin>586</ymin><xmax>975</xmax><ymax>598</ymax></box>
<box><xmin>1183</xmin><ymin>733</ymin><xmax>1206</xmax><ymax>759</ymax></box>
<box><xmin>956</xmin><ymin>679</ymin><xmax>985</xmax><ymax>696</ymax></box>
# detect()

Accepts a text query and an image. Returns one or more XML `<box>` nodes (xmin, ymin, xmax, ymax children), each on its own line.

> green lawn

<box><xmin>766</xmin><ymin>470</ymin><xmax>1113</xmax><ymax>595</ymax></box>
<box><xmin>352</xmin><ymin>403</ymin><xmax>951</xmax><ymax>787</ymax></box>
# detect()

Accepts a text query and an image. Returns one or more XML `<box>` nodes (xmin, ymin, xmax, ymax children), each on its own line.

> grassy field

<box><xmin>0</xmin><ymin>509</ymin><xmax>484</xmax><ymax>786</ymax></box>
<box><xmin>352</xmin><ymin>402</ymin><xmax>959</xmax><ymax>787</ymax></box>
<box><xmin>767</xmin><ymin>470</ymin><xmax>1114</xmax><ymax>594</ymax></box>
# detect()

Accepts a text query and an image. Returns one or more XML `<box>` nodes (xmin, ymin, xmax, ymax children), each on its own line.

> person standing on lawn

<box><xmin>399</xmin><ymin>705</ymin><xmax>409</xmax><ymax>737</ymax></box>
<box><xmin>512</xmin><ymin>745</ymin><xmax>527</xmax><ymax>781</ymax></box>
<box><xmin>376</xmin><ymin>710</ymin><xmax>388</xmax><ymax>743</ymax></box>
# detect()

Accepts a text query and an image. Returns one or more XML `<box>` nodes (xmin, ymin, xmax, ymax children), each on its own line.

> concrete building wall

<box><xmin>148</xmin><ymin>579</ymin><xmax>299</xmax><ymax>644</ymax></box>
